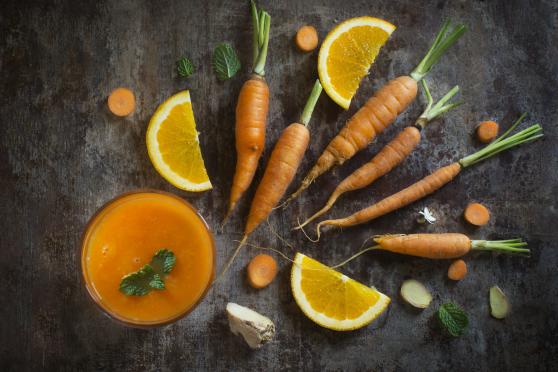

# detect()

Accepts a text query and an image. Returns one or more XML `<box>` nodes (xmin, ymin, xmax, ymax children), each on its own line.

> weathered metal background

<box><xmin>1</xmin><ymin>0</ymin><xmax>557</xmax><ymax>370</ymax></box>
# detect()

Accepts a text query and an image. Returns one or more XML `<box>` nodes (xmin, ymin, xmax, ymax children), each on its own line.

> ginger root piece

<box><xmin>226</xmin><ymin>303</ymin><xmax>275</xmax><ymax>349</ymax></box>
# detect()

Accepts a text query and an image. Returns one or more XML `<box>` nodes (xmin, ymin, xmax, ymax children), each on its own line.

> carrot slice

<box><xmin>448</xmin><ymin>259</ymin><xmax>467</xmax><ymax>280</ymax></box>
<box><xmin>476</xmin><ymin>121</ymin><xmax>499</xmax><ymax>143</ymax></box>
<box><xmin>108</xmin><ymin>87</ymin><xmax>135</xmax><ymax>117</ymax></box>
<box><xmin>464</xmin><ymin>202</ymin><xmax>490</xmax><ymax>226</ymax></box>
<box><xmin>295</xmin><ymin>25</ymin><xmax>319</xmax><ymax>52</ymax></box>
<box><xmin>247</xmin><ymin>254</ymin><xmax>278</xmax><ymax>289</ymax></box>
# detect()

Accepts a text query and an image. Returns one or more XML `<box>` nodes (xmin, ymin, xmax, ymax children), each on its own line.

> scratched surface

<box><xmin>1</xmin><ymin>0</ymin><xmax>557</xmax><ymax>370</ymax></box>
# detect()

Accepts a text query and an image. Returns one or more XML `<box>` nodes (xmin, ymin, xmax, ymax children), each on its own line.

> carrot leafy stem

<box><xmin>251</xmin><ymin>1</ymin><xmax>271</xmax><ymax>76</ymax></box>
<box><xmin>416</xmin><ymin>80</ymin><xmax>461</xmax><ymax>128</ymax></box>
<box><xmin>300</xmin><ymin>80</ymin><xmax>323</xmax><ymax>126</ymax></box>
<box><xmin>459</xmin><ymin>113</ymin><xmax>543</xmax><ymax>168</ymax></box>
<box><xmin>410</xmin><ymin>19</ymin><xmax>467</xmax><ymax>82</ymax></box>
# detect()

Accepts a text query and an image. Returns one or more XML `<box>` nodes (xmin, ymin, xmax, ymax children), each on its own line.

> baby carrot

<box><xmin>226</xmin><ymin>1</ymin><xmax>271</xmax><ymax>220</ymax></box>
<box><xmin>332</xmin><ymin>234</ymin><xmax>529</xmax><ymax>268</ymax></box>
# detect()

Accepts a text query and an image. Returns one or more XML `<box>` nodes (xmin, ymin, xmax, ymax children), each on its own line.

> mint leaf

<box><xmin>149</xmin><ymin>274</ymin><xmax>165</xmax><ymax>290</ymax></box>
<box><xmin>119</xmin><ymin>250</ymin><xmax>176</xmax><ymax>296</ymax></box>
<box><xmin>120</xmin><ymin>265</ymin><xmax>156</xmax><ymax>296</ymax></box>
<box><xmin>177</xmin><ymin>57</ymin><xmax>194</xmax><ymax>78</ymax></box>
<box><xmin>212</xmin><ymin>43</ymin><xmax>241</xmax><ymax>81</ymax></box>
<box><xmin>438</xmin><ymin>302</ymin><xmax>468</xmax><ymax>337</ymax></box>
<box><xmin>151</xmin><ymin>249</ymin><xmax>176</xmax><ymax>275</ymax></box>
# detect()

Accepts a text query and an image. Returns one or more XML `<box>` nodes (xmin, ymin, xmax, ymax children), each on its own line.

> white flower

<box><xmin>418</xmin><ymin>207</ymin><xmax>436</xmax><ymax>224</ymax></box>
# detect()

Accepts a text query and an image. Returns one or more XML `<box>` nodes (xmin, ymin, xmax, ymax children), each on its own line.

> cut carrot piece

<box><xmin>247</xmin><ymin>254</ymin><xmax>278</xmax><ymax>289</ymax></box>
<box><xmin>476</xmin><ymin>121</ymin><xmax>499</xmax><ymax>143</ymax></box>
<box><xmin>108</xmin><ymin>87</ymin><xmax>135</xmax><ymax>117</ymax></box>
<box><xmin>448</xmin><ymin>259</ymin><xmax>467</xmax><ymax>280</ymax></box>
<box><xmin>464</xmin><ymin>202</ymin><xmax>490</xmax><ymax>226</ymax></box>
<box><xmin>295</xmin><ymin>25</ymin><xmax>319</xmax><ymax>52</ymax></box>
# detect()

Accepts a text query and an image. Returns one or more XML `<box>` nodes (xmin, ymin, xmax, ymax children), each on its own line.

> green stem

<box><xmin>253</xmin><ymin>7</ymin><xmax>270</xmax><ymax>76</ymax></box>
<box><xmin>459</xmin><ymin>113</ymin><xmax>543</xmax><ymax>168</ymax></box>
<box><xmin>250</xmin><ymin>1</ymin><xmax>260</xmax><ymax>67</ymax></box>
<box><xmin>300</xmin><ymin>80</ymin><xmax>323</xmax><ymax>126</ymax></box>
<box><xmin>415</xmin><ymin>80</ymin><xmax>461</xmax><ymax>128</ymax></box>
<box><xmin>471</xmin><ymin>239</ymin><xmax>530</xmax><ymax>255</ymax></box>
<box><xmin>410</xmin><ymin>20</ymin><xmax>467</xmax><ymax>81</ymax></box>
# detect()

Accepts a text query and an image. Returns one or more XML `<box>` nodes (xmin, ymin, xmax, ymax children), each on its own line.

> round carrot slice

<box><xmin>247</xmin><ymin>254</ymin><xmax>278</xmax><ymax>289</ymax></box>
<box><xmin>448</xmin><ymin>259</ymin><xmax>467</xmax><ymax>280</ymax></box>
<box><xmin>108</xmin><ymin>87</ymin><xmax>136</xmax><ymax>117</ymax></box>
<box><xmin>464</xmin><ymin>202</ymin><xmax>490</xmax><ymax>226</ymax></box>
<box><xmin>476</xmin><ymin>121</ymin><xmax>499</xmax><ymax>143</ymax></box>
<box><xmin>295</xmin><ymin>25</ymin><xmax>319</xmax><ymax>52</ymax></box>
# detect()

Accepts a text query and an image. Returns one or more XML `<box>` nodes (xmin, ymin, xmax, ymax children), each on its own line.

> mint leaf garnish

<box><xmin>438</xmin><ymin>302</ymin><xmax>468</xmax><ymax>337</ymax></box>
<box><xmin>151</xmin><ymin>249</ymin><xmax>176</xmax><ymax>275</ymax></box>
<box><xmin>149</xmin><ymin>274</ymin><xmax>165</xmax><ymax>290</ymax></box>
<box><xmin>177</xmin><ymin>57</ymin><xmax>194</xmax><ymax>78</ymax></box>
<box><xmin>119</xmin><ymin>249</ymin><xmax>176</xmax><ymax>296</ymax></box>
<box><xmin>212</xmin><ymin>43</ymin><xmax>241</xmax><ymax>81</ymax></box>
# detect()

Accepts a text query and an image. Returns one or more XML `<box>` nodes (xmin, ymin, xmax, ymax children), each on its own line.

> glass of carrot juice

<box><xmin>81</xmin><ymin>190</ymin><xmax>215</xmax><ymax>327</ymax></box>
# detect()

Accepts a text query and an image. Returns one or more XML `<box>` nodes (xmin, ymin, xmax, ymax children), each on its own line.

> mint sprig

<box><xmin>437</xmin><ymin>302</ymin><xmax>468</xmax><ymax>337</ymax></box>
<box><xmin>119</xmin><ymin>249</ymin><xmax>176</xmax><ymax>296</ymax></box>
<box><xmin>212</xmin><ymin>43</ymin><xmax>241</xmax><ymax>81</ymax></box>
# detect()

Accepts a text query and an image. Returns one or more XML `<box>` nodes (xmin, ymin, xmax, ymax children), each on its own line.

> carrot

<box><xmin>226</xmin><ymin>1</ymin><xmax>271</xmax><ymax>220</ymax></box>
<box><xmin>448</xmin><ymin>259</ymin><xmax>467</xmax><ymax>280</ymax></box>
<box><xmin>285</xmin><ymin>20</ymin><xmax>466</xmax><ymax>203</ymax></box>
<box><xmin>217</xmin><ymin>80</ymin><xmax>322</xmax><ymax>280</ymax></box>
<box><xmin>247</xmin><ymin>254</ymin><xmax>278</xmax><ymax>288</ymax></box>
<box><xmin>295</xmin><ymin>25</ymin><xmax>319</xmax><ymax>52</ymax></box>
<box><xmin>108</xmin><ymin>87</ymin><xmax>135</xmax><ymax>117</ymax></box>
<box><xmin>477</xmin><ymin>120</ymin><xmax>499</xmax><ymax>143</ymax></box>
<box><xmin>297</xmin><ymin>80</ymin><xmax>461</xmax><ymax>228</ymax></box>
<box><xmin>314</xmin><ymin>114</ymin><xmax>543</xmax><ymax>237</ymax></box>
<box><xmin>373</xmin><ymin>234</ymin><xmax>529</xmax><ymax>259</ymax></box>
<box><xmin>332</xmin><ymin>234</ymin><xmax>529</xmax><ymax>268</ymax></box>
<box><xmin>464</xmin><ymin>202</ymin><xmax>490</xmax><ymax>226</ymax></box>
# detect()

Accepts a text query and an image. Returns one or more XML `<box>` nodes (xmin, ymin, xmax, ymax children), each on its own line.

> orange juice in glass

<box><xmin>81</xmin><ymin>190</ymin><xmax>215</xmax><ymax>327</ymax></box>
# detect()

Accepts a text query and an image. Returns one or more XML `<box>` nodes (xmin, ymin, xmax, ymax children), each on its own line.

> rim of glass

<box><xmin>80</xmin><ymin>189</ymin><xmax>216</xmax><ymax>328</ymax></box>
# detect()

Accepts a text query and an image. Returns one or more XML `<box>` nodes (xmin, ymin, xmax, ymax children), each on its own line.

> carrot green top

<box><xmin>251</xmin><ymin>1</ymin><xmax>271</xmax><ymax>76</ymax></box>
<box><xmin>410</xmin><ymin>20</ymin><xmax>467</xmax><ymax>82</ymax></box>
<box><xmin>459</xmin><ymin>113</ymin><xmax>543</xmax><ymax>168</ymax></box>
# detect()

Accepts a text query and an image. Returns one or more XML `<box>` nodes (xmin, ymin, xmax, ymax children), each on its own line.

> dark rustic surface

<box><xmin>1</xmin><ymin>0</ymin><xmax>557</xmax><ymax>370</ymax></box>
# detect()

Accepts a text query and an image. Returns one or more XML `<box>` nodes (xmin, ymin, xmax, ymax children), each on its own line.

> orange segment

<box><xmin>291</xmin><ymin>253</ymin><xmax>390</xmax><ymax>331</ymax></box>
<box><xmin>146</xmin><ymin>91</ymin><xmax>212</xmax><ymax>191</ymax></box>
<box><xmin>318</xmin><ymin>17</ymin><xmax>395</xmax><ymax>109</ymax></box>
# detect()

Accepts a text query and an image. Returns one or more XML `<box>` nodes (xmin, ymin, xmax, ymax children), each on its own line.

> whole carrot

<box><xmin>315</xmin><ymin>114</ymin><xmax>543</xmax><ymax>238</ymax></box>
<box><xmin>296</xmin><ymin>80</ymin><xmax>461</xmax><ymax>228</ymax></box>
<box><xmin>226</xmin><ymin>1</ymin><xmax>271</xmax><ymax>220</ymax></box>
<box><xmin>332</xmin><ymin>234</ymin><xmax>529</xmax><ymax>267</ymax></box>
<box><xmin>217</xmin><ymin>80</ymin><xmax>323</xmax><ymax>280</ymax></box>
<box><xmin>286</xmin><ymin>20</ymin><xmax>466</xmax><ymax>204</ymax></box>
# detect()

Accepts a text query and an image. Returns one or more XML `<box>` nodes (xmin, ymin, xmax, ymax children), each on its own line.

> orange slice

<box><xmin>318</xmin><ymin>17</ymin><xmax>395</xmax><ymax>109</ymax></box>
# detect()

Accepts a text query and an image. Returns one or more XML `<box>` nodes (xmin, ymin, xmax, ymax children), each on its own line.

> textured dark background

<box><xmin>1</xmin><ymin>0</ymin><xmax>557</xmax><ymax>370</ymax></box>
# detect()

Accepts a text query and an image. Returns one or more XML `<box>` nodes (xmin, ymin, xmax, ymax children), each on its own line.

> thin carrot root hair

<box><xmin>214</xmin><ymin>236</ymin><xmax>248</xmax><ymax>284</ymax></box>
<box><xmin>296</xmin><ymin>217</ymin><xmax>320</xmax><ymax>243</ymax></box>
